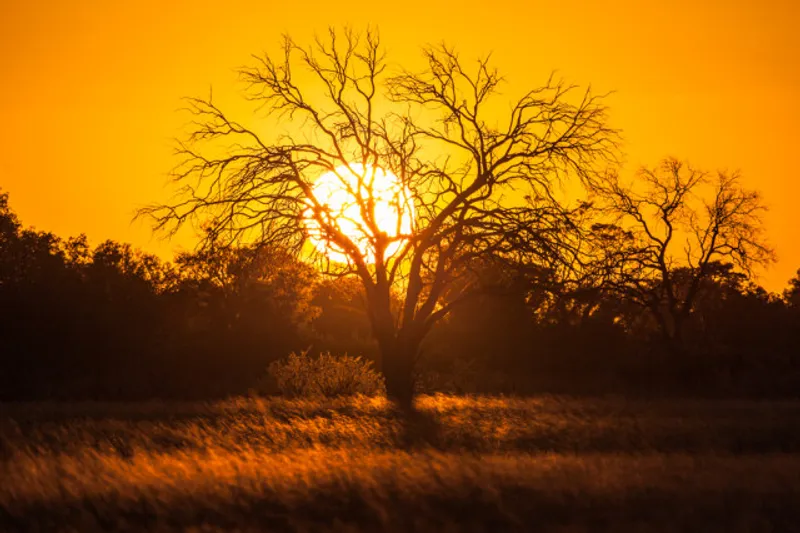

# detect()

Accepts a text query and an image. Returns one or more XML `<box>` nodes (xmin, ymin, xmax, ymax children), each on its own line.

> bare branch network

<box><xmin>139</xmin><ymin>28</ymin><xmax>620</xmax><ymax>405</ymax></box>
<box><xmin>588</xmin><ymin>158</ymin><xmax>775</xmax><ymax>349</ymax></box>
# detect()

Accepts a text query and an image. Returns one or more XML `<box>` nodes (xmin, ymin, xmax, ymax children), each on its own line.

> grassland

<box><xmin>2</xmin><ymin>395</ymin><xmax>800</xmax><ymax>532</ymax></box>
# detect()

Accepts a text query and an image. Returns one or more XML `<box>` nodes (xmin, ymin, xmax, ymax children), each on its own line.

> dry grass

<box><xmin>2</xmin><ymin>395</ymin><xmax>800</xmax><ymax>532</ymax></box>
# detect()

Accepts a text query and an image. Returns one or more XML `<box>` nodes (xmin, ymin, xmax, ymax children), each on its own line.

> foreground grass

<box><xmin>2</xmin><ymin>395</ymin><xmax>800</xmax><ymax>532</ymax></box>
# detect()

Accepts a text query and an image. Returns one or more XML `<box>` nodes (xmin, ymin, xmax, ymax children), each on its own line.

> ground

<box><xmin>2</xmin><ymin>395</ymin><xmax>800</xmax><ymax>532</ymax></box>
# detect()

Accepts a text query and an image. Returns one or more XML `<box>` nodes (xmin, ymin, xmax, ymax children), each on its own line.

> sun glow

<box><xmin>303</xmin><ymin>164</ymin><xmax>414</xmax><ymax>264</ymax></box>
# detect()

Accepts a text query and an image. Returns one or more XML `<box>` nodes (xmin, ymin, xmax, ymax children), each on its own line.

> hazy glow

<box><xmin>303</xmin><ymin>164</ymin><xmax>414</xmax><ymax>264</ymax></box>
<box><xmin>0</xmin><ymin>0</ymin><xmax>797</xmax><ymax>289</ymax></box>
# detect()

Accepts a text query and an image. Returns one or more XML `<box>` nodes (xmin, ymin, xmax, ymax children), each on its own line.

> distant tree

<box><xmin>591</xmin><ymin>158</ymin><xmax>774</xmax><ymax>353</ymax></box>
<box><xmin>140</xmin><ymin>28</ymin><xmax>617</xmax><ymax>408</ymax></box>
<box><xmin>89</xmin><ymin>240</ymin><xmax>173</xmax><ymax>294</ymax></box>
<box><xmin>172</xmin><ymin>243</ymin><xmax>319</xmax><ymax>330</ymax></box>
<box><xmin>0</xmin><ymin>190</ymin><xmax>20</xmax><ymax>239</ymax></box>
<box><xmin>784</xmin><ymin>269</ymin><xmax>800</xmax><ymax>309</ymax></box>
<box><xmin>0</xmin><ymin>190</ymin><xmax>22</xmax><ymax>286</ymax></box>
<box><xmin>309</xmin><ymin>276</ymin><xmax>375</xmax><ymax>355</ymax></box>
<box><xmin>0</xmin><ymin>190</ymin><xmax>70</xmax><ymax>288</ymax></box>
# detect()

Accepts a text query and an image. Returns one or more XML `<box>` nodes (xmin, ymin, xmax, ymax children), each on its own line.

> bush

<box><xmin>267</xmin><ymin>350</ymin><xmax>385</xmax><ymax>398</ymax></box>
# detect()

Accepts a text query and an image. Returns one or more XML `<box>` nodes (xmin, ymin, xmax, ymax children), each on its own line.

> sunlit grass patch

<box><xmin>2</xmin><ymin>395</ymin><xmax>800</xmax><ymax>531</ymax></box>
<box><xmin>3</xmin><ymin>394</ymin><xmax>800</xmax><ymax>457</ymax></box>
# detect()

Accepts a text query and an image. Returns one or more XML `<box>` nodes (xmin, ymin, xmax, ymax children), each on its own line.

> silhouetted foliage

<box><xmin>785</xmin><ymin>269</ymin><xmax>800</xmax><ymax>309</ymax></box>
<box><xmin>1</xmin><ymin>163</ymin><xmax>798</xmax><ymax>401</ymax></box>
<box><xmin>0</xmin><ymin>191</ymin><xmax>320</xmax><ymax>400</ymax></box>
<box><xmin>2</xmin><ymin>182</ymin><xmax>800</xmax><ymax>400</ymax></box>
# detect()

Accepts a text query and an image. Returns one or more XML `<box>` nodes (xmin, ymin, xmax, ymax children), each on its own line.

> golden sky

<box><xmin>1</xmin><ymin>0</ymin><xmax>798</xmax><ymax>290</ymax></box>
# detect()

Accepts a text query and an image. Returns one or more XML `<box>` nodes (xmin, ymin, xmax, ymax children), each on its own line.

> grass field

<box><xmin>2</xmin><ymin>394</ymin><xmax>800</xmax><ymax>532</ymax></box>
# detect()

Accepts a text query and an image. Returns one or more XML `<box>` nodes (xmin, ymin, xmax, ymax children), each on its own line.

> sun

<box><xmin>303</xmin><ymin>163</ymin><xmax>414</xmax><ymax>264</ymax></box>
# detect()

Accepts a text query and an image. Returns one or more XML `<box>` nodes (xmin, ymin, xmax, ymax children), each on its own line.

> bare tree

<box><xmin>139</xmin><ymin>28</ymin><xmax>617</xmax><ymax>408</ymax></box>
<box><xmin>591</xmin><ymin>158</ymin><xmax>774</xmax><ymax>352</ymax></box>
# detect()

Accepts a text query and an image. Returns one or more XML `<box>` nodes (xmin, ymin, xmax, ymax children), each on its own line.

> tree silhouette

<box><xmin>591</xmin><ymin>158</ymin><xmax>774</xmax><ymax>353</ymax></box>
<box><xmin>139</xmin><ymin>28</ymin><xmax>618</xmax><ymax>408</ymax></box>
<box><xmin>785</xmin><ymin>269</ymin><xmax>800</xmax><ymax>309</ymax></box>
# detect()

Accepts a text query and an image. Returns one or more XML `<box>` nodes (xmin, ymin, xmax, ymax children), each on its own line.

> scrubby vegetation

<box><xmin>2</xmin><ymin>395</ymin><xmax>800</xmax><ymax>532</ymax></box>
<box><xmin>266</xmin><ymin>351</ymin><xmax>385</xmax><ymax>398</ymax></box>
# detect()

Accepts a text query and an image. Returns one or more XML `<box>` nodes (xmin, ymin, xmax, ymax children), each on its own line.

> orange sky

<box><xmin>1</xmin><ymin>0</ymin><xmax>798</xmax><ymax>291</ymax></box>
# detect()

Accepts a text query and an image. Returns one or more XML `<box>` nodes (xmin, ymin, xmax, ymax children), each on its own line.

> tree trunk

<box><xmin>652</xmin><ymin>305</ymin><xmax>684</xmax><ymax>356</ymax></box>
<box><xmin>367</xmin><ymin>283</ymin><xmax>419</xmax><ymax>411</ymax></box>
<box><xmin>380</xmin><ymin>336</ymin><xmax>417</xmax><ymax>412</ymax></box>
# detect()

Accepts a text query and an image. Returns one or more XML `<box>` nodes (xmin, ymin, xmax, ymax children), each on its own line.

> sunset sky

<box><xmin>1</xmin><ymin>0</ymin><xmax>797</xmax><ymax>290</ymax></box>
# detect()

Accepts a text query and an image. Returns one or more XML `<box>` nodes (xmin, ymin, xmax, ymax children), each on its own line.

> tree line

<box><xmin>2</xmin><ymin>187</ymin><xmax>799</xmax><ymax>401</ymax></box>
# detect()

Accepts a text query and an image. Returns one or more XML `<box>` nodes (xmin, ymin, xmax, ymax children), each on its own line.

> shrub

<box><xmin>267</xmin><ymin>350</ymin><xmax>385</xmax><ymax>398</ymax></box>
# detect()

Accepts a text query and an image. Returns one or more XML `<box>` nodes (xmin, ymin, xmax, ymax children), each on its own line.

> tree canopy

<box><xmin>140</xmin><ymin>29</ymin><xmax>618</xmax><ymax>407</ymax></box>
